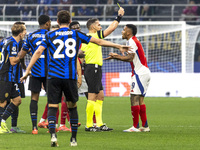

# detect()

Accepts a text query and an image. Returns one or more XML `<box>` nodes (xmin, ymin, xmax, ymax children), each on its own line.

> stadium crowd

<box><xmin>1</xmin><ymin>0</ymin><xmax>200</xmax><ymax>24</ymax></box>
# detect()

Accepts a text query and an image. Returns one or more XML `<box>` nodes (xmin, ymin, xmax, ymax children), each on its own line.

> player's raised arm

<box><xmin>20</xmin><ymin>46</ymin><xmax>45</xmax><ymax>82</ymax></box>
<box><xmin>103</xmin><ymin>7</ymin><xmax>124</xmax><ymax>37</ymax></box>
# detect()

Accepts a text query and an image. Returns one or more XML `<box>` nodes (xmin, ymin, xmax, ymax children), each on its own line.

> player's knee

<box><xmin>0</xmin><ymin>100</ymin><xmax>7</xmax><ymax>107</ymax></box>
<box><xmin>67</xmin><ymin>102</ymin><xmax>77</xmax><ymax>108</ymax></box>
<box><xmin>18</xmin><ymin>99</ymin><xmax>22</xmax><ymax>105</ymax></box>
<box><xmin>131</xmin><ymin>94</ymin><xmax>140</xmax><ymax>105</ymax></box>
<box><xmin>12</xmin><ymin>97</ymin><xmax>22</xmax><ymax>106</ymax></box>
<box><xmin>0</xmin><ymin>99</ymin><xmax>6</xmax><ymax>103</ymax></box>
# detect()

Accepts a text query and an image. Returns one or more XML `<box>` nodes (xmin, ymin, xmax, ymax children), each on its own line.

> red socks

<box><xmin>93</xmin><ymin>112</ymin><xmax>96</xmax><ymax>124</ymax></box>
<box><xmin>140</xmin><ymin>104</ymin><xmax>148</xmax><ymax>127</ymax></box>
<box><xmin>131</xmin><ymin>105</ymin><xmax>140</xmax><ymax>128</ymax></box>
<box><xmin>42</xmin><ymin>103</ymin><xmax>48</xmax><ymax>119</ymax></box>
<box><xmin>60</xmin><ymin>99</ymin><xmax>70</xmax><ymax>124</ymax></box>
<box><xmin>42</xmin><ymin>97</ymin><xmax>71</xmax><ymax>125</ymax></box>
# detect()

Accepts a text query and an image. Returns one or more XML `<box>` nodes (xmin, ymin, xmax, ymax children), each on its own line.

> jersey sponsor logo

<box><xmin>32</xmin><ymin>34</ymin><xmax>45</xmax><ymax>38</ymax></box>
<box><xmin>55</xmin><ymin>31</ymin><xmax>73</xmax><ymax>36</ymax></box>
<box><xmin>11</xmin><ymin>52</ymin><xmax>17</xmax><ymax>54</ymax></box>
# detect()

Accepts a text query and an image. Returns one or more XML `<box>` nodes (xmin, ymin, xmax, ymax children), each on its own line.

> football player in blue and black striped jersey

<box><xmin>0</xmin><ymin>36</ymin><xmax>26</xmax><ymax>133</ymax></box>
<box><xmin>19</xmin><ymin>15</ymin><xmax>51</xmax><ymax>134</ymax></box>
<box><xmin>0</xmin><ymin>21</ymin><xmax>27</xmax><ymax>134</ymax></box>
<box><xmin>21</xmin><ymin>10</ymin><xmax>129</xmax><ymax>147</ymax></box>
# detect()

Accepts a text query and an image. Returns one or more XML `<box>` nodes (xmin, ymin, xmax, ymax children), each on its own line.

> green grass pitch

<box><xmin>0</xmin><ymin>96</ymin><xmax>199</xmax><ymax>150</ymax></box>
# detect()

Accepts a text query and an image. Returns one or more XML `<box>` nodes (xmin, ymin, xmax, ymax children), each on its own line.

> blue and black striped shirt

<box><xmin>13</xmin><ymin>40</ymin><xmax>24</xmax><ymax>83</ymax></box>
<box><xmin>40</xmin><ymin>27</ymin><xmax>91</xmax><ymax>79</ymax></box>
<box><xmin>23</xmin><ymin>29</ymin><xmax>49</xmax><ymax>77</ymax></box>
<box><xmin>0</xmin><ymin>37</ymin><xmax>19</xmax><ymax>82</ymax></box>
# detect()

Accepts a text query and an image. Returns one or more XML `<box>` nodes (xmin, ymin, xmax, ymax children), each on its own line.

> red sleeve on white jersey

<box><xmin>132</xmin><ymin>36</ymin><xmax>148</xmax><ymax>68</ymax></box>
<box><xmin>79</xmin><ymin>43</ymin><xmax>82</xmax><ymax>49</ymax></box>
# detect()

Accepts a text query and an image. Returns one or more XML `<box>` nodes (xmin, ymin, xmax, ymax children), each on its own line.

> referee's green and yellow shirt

<box><xmin>81</xmin><ymin>30</ymin><xmax>104</xmax><ymax>66</ymax></box>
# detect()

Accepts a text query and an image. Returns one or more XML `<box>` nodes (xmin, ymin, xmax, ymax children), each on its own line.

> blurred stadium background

<box><xmin>1</xmin><ymin>0</ymin><xmax>200</xmax><ymax>97</ymax></box>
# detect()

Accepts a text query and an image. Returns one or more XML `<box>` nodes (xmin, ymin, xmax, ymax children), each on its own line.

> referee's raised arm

<box><xmin>103</xmin><ymin>7</ymin><xmax>125</xmax><ymax>37</ymax></box>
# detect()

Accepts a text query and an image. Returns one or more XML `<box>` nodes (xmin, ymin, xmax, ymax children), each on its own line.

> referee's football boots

<box><xmin>98</xmin><ymin>124</ymin><xmax>113</xmax><ymax>131</ymax></box>
<box><xmin>85</xmin><ymin>126</ymin><xmax>101</xmax><ymax>132</ymax></box>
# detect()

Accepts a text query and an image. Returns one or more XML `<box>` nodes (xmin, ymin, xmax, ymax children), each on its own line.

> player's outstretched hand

<box><xmin>104</xmin><ymin>53</ymin><xmax>119</xmax><ymax>60</ymax></box>
<box><xmin>78</xmin><ymin>50</ymin><xmax>85</xmax><ymax>58</ymax></box>
<box><xmin>20</xmin><ymin>71</ymin><xmax>31</xmax><ymax>83</ymax></box>
<box><xmin>119</xmin><ymin>45</ymin><xmax>131</xmax><ymax>55</ymax></box>
<box><xmin>118</xmin><ymin>7</ymin><xmax>125</xmax><ymax>16</ymax></box>
<box><xmin>104</xmin><ymin>56</ymin><xmax>112</xmax><ymax>60</ymax></box>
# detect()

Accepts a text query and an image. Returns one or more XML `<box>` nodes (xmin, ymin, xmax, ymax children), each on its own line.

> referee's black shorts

<box><xmin>47</xmin><ymin>78</ymin><xmax>78</xmax><ymax>104</ymax></box>
<box><xmin>28</xmin><ymin>76</ymin><xmax>47</xmax><ymax>93</ymax></box>
<box><xmin>84</xmin><ymin>64</ymin><xmax>103</xmax><ymax>94</ymax></box>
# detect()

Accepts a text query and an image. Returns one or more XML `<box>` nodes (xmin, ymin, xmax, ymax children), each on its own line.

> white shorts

<box><xmin>78</xmin><ymin>75</ymin><xmax>88</xmax><ymax>94</ymax></box>
<box><xmin>130</xmin><ymin>73</ymin><xmax>151</xmax><ymax>96</ymax></box>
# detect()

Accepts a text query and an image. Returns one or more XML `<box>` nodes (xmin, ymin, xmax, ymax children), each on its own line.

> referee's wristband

<box><xmin>114</xmin><ymin>15</ymin><xmax>122</xmax><ymax>23</ymax></box>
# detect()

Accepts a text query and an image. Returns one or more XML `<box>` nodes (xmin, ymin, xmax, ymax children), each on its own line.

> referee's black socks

<box><xmin>30</xmin><ymin>100</ymin><xmax>38</xmax><ymax>130</ymax></box>
<box><xmin>69</xmin><ymin>107</ymin><xmax>78</xmax><ymax>141</ymax></box>
<box><xmin>48</xmin><ymin>107</ymin><xmax>57</xmax><ymax>137</ymax></box>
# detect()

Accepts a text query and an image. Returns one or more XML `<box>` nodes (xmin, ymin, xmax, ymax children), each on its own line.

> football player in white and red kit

<box><xmin>105</xmin><ymin>24</ymin><xmax>150</xmax><ymax>132</ymax></box>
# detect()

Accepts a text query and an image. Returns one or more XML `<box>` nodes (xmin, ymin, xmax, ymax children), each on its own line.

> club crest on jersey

<box><xmin>5</xmin><ymin>93</ymin><xmax>9</xmax><ymax>98</ymax></box>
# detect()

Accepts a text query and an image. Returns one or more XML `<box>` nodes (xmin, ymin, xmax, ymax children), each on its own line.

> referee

<box><xmin>81</xmin><ymin>7</ymin><xmax>125</xmax><ymax>131</ymax></box>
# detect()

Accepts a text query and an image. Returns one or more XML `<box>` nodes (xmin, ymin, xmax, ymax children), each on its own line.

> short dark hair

<box><xmin>69</xmin><ymin>21</ymin><xmax>80</xmax><ymax>29</ymax></box>
<box><xmin>57</xmin><ymin>10</ymin><xmax>70</xmax><ymax>24</ymax></box>
<box><xmin>11</xmin><ymin>21</ymin><xmax>25</xmax><ymax>36</ymax></box>
<box><xmin>126</xmin><ymin>24</ymin><xmax>137</xmax><ymax>36</ymax></box>
<box><xmin>0</xmin><ymin>36</ymin><xmax>4</xmax><ymax>41</ymax></box>
<box><xmin>86</xmin><ymin>18</ymin><xmax>98</xmax><ymax>29</ymax></box>
<box><xmin>38</xmin><ymin>15</ymin><xmax>50</xmax><ymax>25</ymax></box>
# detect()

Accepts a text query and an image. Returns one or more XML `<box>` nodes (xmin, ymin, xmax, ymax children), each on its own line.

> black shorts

<box><xmin>0</xmin><ymin>81</ymin><xmax>19</xmax><ymax>101</ymax></box>
<box><xmin>47</xmin><ymin>78</ymin><xmax>78</xmax><ymax>104</ymax></box>
<box><xmin>17</xmin><ymin>83</ymin><xmax>25</xmax><ymax>98</ymax></box>
<box><xmin>28</xmin><ymin>76</ymin><xmax>47</xmax><ymax>93</ymax></box>
<box><xmin>84</xmin><ymin>64</ymin><xmax>103</xmax><ymax>94</ymax></box>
